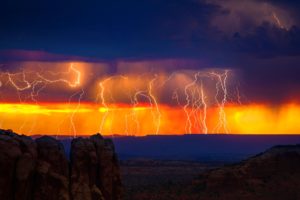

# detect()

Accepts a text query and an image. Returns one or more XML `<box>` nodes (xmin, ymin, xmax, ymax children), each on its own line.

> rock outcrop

<box><xmin>0</xmin><ymin>129</ymin><xmax>122</xmax><ymax>200</ymax></box>
<box><xmin>90</xmin><ymin>134</ymin><xmax>122</xmax><ymax>200</ymax></box>
<box><xmin>0</xmin><ymin>129</ymin><xmax>37</xmax><ymax>200</ymax></box>
<box><xmin>34</xmin><ymin>136</ymin><xmax>69</xmax><ymax>200</ymax></box>
<box><xmin>70</xmin><ymin>135</ymin><xmax>122</xmax><ymax>200</ymax></box>
<box><xmin>192</xmin><ymin>145</ymin><xmax>300</xmax><ymax>200</ymax></box>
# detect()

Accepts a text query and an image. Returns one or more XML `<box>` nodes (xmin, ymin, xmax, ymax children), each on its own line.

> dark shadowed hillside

<box><xmin>120</xmin><ymin>144</ymin><xmax>300</xmax><ymax>200</ymax></box>
<box><xmin>190</xmin><ymin>144</ymin><xmax>300</xmax><ymax>200</ymax></box>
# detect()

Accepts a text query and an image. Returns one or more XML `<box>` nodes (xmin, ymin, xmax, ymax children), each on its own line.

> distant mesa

<box><xmin>0</xmin><ymin>129</ymin><xmax>122</xmax><ymax>200</ymax></box>
<box><xmin>190</xmin><ymin>144</ymin><xmax>300</xmax><ymax>200</ymax></box>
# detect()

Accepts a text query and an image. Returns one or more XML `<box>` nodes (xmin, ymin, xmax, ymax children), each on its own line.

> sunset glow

<box><xmin>1</xmin><ymin>61</ymin><xmax>300</xmax><ymax>136</ymax></box>
<box><xmin>0</xmin><ymin>102</ymin><xmax>299</xmax><ymax>136</ymax></box>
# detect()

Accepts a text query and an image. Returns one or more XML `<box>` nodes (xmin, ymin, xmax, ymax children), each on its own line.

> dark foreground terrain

<box><xmin>0</xmin><ymin>129</ymin><xmax>122</xmax><ymax>200</ymax></box>
<box><xmin>121</xmin><ymin>159</ymin><xmax>221</xmax><ymax>200</ymax></box>
<box><xmin>2</xmin><ymin>130</ymin><xmax>300</xmax><ymax>200</ymax></box>
<box><xmin>114</xmin><ymin>134</ymin><xmax>300</xmax><ymax>200</ymax></box>
<box><xmin>120</xmin><ymin>145</ymin><xmax>300</xmax><ymax>200</ymax></box>
<box><xmin>192</xmin><ymin>144</ymin><xmax>300</xmax><ymax>200</ymax></box>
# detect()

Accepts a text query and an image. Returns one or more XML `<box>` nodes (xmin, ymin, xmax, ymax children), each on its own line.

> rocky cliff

<box><xmin>0</xmin><ymin>129</ymin><xmax>122</xmax><ymax>200</ymax></box>
<box><xmin>192</xmin><ymin>144</ymin><xmax>300</xmax><ymax>200</ymax></box>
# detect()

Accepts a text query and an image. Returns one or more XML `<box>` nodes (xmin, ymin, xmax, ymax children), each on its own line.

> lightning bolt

<box><xmin>36</xmin><ymin>63</ymin><xmax>81</xmax><ymax>88</ymax></box>
<box><xmin>236</xmin><ymin>85</ymin><xmax>242</xmax><ymax>105</ymax></box>
<box><xmin>148</xmin><ymin>75</ymin><xmax>161</xmax><ymax>135</ymax></box>
<box><xmin>183</xmin><ymin>72</ymin><xmax>209</xmax><ymax>134</ymax></box>
<box><xmin>200</xmin><ymin>82</ymin><xmax>208</xmax><ymax>134</ymax></box>
<box><xmin>272</xmin><ymin>12</ymin><xmax>285</xmax><ymax>29</ymax></box>
<box><xmin>97</xmin><ymin>75</ymin><xmax>129</xmax><ymax>135</ymax></box>
<box><xmin>0</xmin><ymin>64</ymin><xmax>238</xmax><ymax>136</ymax></box>
<box><xmin>211</xmin><ymin>70</ymin><xmax>229</xmax><ymax>134</ymax></box>
<box><xmin>69</xmin><ymin>88</ymin><xmax>85</xmax><ymax>138</ymax></box>
<box><xmin>171</xmin><ymin>89</ymin><xmax>181</xmax><ymax>106</ymax></box>
<box><xmin>98</xmin><ymin>80</ymin><xmax>110</xmax><ymax>134</ymax></box>
<box><xmin>0</xmin><ymin>63</ymin><xmax>83</xmax><ymax>136</ymax></box>
<box><xmin>184</xmin><ymin>72</ymin><xmax>199</xmax><ymax>134</ymax></box>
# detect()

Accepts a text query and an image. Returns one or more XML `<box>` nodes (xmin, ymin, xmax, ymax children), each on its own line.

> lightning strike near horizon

<box><xmin>148</xmin><ymin>75</ymin><xmax>161</xmax><ymax>135</ymax></box>
<box><xmin>184</xmin><ymin>72</ymin><xmax>199</xmax><ymax>134</ymax></box>
<box><xmin>200</xmin><ymin>82</ymin><xmax>208</xmax><ymax>134</ymax></box>
<box><xmin>0</xmin><ymin>63</ymin><xmax>84</xmax><ymax>137</ymax></box>
<box><xmin>211</xmin><ymin>70</ymin><xmax>229</xmax><ymax>134</ymax></box>
<box><xmin>272</xmin><ymin>12</ymin><xmax>286</xmax><ymax>29</ymax></box>
<box><xmin>69</xmin><ymin>88</ymin><xmax>85</xmax><ymax>138</ymax></box>
<box><xmin>182</xmin><ymin>72</ymin><xmax>210</xmax><ymax>134</ymax></box>
<box><xmin>0</xmin><ymin>62</ymin><xmax>241</xmax><ymax>135</ymax></box>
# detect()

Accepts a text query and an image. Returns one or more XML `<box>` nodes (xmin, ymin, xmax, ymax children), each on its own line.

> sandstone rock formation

<box><xmin>70</xmin><ymin>135</ymin><xmax>122</xmax><ymax>200</ymax></box>
<box><xmin>90</xmin><ymin>134</ymin><xmax>122</xmax><ymax>200</ymax></box>
<box><xmin>0</xmin><ymin>129</ymin><xmax>37</xmax><ymax>200</ymax></box>
<box><xmin>192</xmin><ymin>144</ymin><xmax>300</xmax><ymax>200</ymax></box>
<box><xmin>34</xmin><ymin>136</ymin><xmax>69</xmax><ymax>200</ymax></box>
<box><xmin>0</xmin><ymin>129</ymin><xmax>122</xmax><ymax>200</ymax></box>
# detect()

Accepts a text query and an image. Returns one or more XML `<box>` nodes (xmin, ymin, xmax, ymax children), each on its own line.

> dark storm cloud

<box><xmin>233</xmin><ymin>55</ymin><xmax>300</xmax><ymax>103</ymax></box>
<box><xmin>230</xmin><ymin>24</ymin><xmax>300</xmax><ymax>57</ymax></box>
<box><xmin>259</xmin><ymin>0</ymin><xmax>300</xmax><ymax>20</ymax></box>
<box><xmin>0</xmin><ymin>0</ymin><xmax>299</xmax><ymax>58</ymax></box>
<box><xmin>0</xmin><ymin>0</ymin><xmax>300</xmax><ymax>103</ymax></box>
<box><xmin>0</xmin><ymin>0</ymin><xmax>217</xmax><ymax>59</ymax></box>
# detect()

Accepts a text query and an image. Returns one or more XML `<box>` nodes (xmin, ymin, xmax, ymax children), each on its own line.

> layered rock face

<box><xmin>192</xmin><ymin>145</ymin><xmax>300</xmax><ymax>200</ymax></box>
<box><xmin>0</xmin><ymin>129</ymin><xmax>122</xmax><ymax>200</ymax></box>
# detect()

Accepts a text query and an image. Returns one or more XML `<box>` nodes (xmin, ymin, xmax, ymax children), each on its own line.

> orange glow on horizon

<box><xmin>0</xmin><ymin>102</ymin><xmax>300</xmax><ymax>136</ymax></box>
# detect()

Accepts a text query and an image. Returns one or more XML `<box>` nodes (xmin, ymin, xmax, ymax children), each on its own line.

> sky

<box><xmin>0</xmin><ymin>0</ymin><xmax>300</xmax><ymax>103</ymax></box>
<box><xmin>0</xmin><ymin>0</ymin><xmax>300</xmax><ymax>135</ymax></box>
